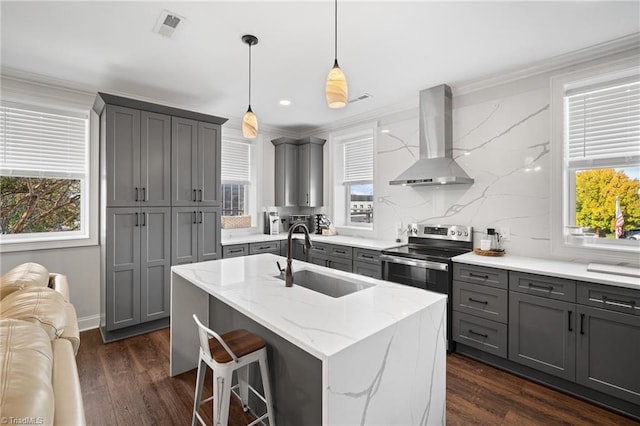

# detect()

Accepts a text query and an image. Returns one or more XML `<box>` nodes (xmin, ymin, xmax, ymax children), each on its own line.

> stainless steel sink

<box><xmin>274</xmin><ymin>269</ymin><xmax>374</xmax><ymax>298</ymax></box>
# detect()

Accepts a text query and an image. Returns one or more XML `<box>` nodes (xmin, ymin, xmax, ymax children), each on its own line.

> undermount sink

<box><xmin>275</xmin><ymin>269</ymin><xmax>375</xmax><ymax>298</ymax></box>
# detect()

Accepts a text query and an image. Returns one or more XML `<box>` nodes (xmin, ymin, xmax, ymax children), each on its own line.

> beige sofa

<box><xmin>0</xmin><ymin>263</ymin><xmax>85</xmax><ymax>426</ymax></box>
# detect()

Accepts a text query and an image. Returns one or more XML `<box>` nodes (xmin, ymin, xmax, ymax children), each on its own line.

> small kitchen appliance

<box><xmin>380</xmin><ymin>224</ymin><xmax>473</xmax><ymax>352</ymax></box>
<box><xmin>288</xmin><ymin>215</ymin><xmax>312</xmax><ymax>234</ymax></box>
<box><xmin>263</xmin><ymin>211</ymin><xmax>280</xmax><ymax>235</ymax></box>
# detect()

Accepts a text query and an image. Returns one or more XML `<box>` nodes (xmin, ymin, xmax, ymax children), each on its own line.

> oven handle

<box><xmin>380</xmin><ymin>254</ymin><xmax>449</xmax><ymax>271</ymax></box>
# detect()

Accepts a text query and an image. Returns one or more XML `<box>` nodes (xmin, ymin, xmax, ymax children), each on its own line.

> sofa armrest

<box><xmin>61</xmin><ymin>303</ymin><xmax>80</xmax><ymax>355</ymax></box>
<box><xmin>48</xmin><ymin>273</ymin><xmax>70</xmax><ymax>302</ymax></box>
<box><xmin>52</xmin><ymin>338</ymin><xmax>86</xmax><ymax>426</ymax></box>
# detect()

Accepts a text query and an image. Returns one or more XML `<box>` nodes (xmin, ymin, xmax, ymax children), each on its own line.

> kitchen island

<box><xmin>170</xmin><ymin>254</ymin><xmax>446</xmax><ymax>425</ymax></box>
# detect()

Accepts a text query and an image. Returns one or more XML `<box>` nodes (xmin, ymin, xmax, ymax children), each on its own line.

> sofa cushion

<box><xmin>0</xmin><ymin>318</ymin><xmax>55</xmax><ymax>426</ymax></box>
<box><xmin>0</xmin><ymin>262</ymin><xmax>50</xmax><ymax>300</ymax></box>
<box><xmin>1</xmin><ymin>287</ymin><xmax>67</xmax><ymax>339</ymax></box>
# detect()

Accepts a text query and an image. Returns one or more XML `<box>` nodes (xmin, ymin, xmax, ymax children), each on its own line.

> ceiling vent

<box><xmin>154</xmin><ymin>10</ymin><xmax>185</xmax><ymax>38</ymax></box>
<box><xmin>348</xmin><ymin>93</ymin><xmax>372</xmax><ymax>104</ymax></box>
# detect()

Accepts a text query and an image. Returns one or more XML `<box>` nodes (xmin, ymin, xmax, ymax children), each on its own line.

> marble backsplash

<box><xmin>372</xmin><ymin>85</ymin><xmax>552</xmax><ymax>258</ymax></box>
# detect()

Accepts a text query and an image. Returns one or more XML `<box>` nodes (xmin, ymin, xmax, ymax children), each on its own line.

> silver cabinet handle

<box><xmin>602</xmin><ymin>295</ymin><xmax>636</xmax><ymax>309</ymax></box>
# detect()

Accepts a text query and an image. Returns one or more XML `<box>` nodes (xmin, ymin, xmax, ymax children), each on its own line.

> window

<box><xmin>220</xmin><ymin>134</ymin><xmax>256</xmax><ymax>229</ymax></box>
<box><xmin>0</xmin><ymin>103</ymin><xmax>92</xmax><ymax>249</ymax></box>
<box><xmin>333</xmin><ymin>127</ymin><xmax>375</xmax><ymax>228</ymax></box>
<box><xmin>562</xmin><ymin>73</ymin><xmax>640</xmax><ymax>249</ymax></box>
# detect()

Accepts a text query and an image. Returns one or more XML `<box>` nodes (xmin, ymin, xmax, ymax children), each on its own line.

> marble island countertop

<box><xmin>221</xmin><ymin>232</ymin><xmax>400</xmax><ymax>251</ymax></box>
<box><xmin>453</xmin><ymin>252</ymin><xmax>640</xmax><ymax>290</ymax></box>
<box><xmin>171</xmin><ymin>253</ymin><xmax>445</xmax><ymax>360</ymax></box>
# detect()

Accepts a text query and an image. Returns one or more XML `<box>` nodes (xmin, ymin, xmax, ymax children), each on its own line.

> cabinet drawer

<box><xmin>452</xmin><ymin>280</ymin><xmax>508</xmax><ymax>324</ymax></box>
<box><xmin>222</xmin><ymin>244</ymin><xmax>249</xmax><ymax>258</ymax></box>
<box><xmin>328</xmin><ymin>257</ymin><xmax>352</xmax><ymax>273</ymax></box>
<box><xmin>453</xmin><ymin>263</ymin><xmax>508</xmax><ymax>289</ymax></box>
<box><xmin>249</xmin><ymin>241</ymin><xmax>281</xmax><ymax>255</ymax></box>
<box><xmin>353</xmin><ymin>248</ymin><xmax>381</xmax><ymax>265</ymax></box>
<box><xmin>353</xmin><ymin>261</ymin><xmax>381</xmax><ymax>279</ymax></box>
<box><xmin>329</xmin><ymin>245</ymin><xmax>352</xmax><ymax>260</ymax></box>
<box><xmin>308</xmin><ymin>242</ymin><xmax>329</xmax><ymax>256</ymax></box>
<box><xmin>577</xmin><ymin>282</ymin><xmax>640</xmax><ymax>316</ymax></box>
<box><xmin>452</xmin><ymin>311</ymin><xmax>507</xmax><ymax>358</ymax></box>
<box><xmin>509</xmin><ymin>272</ymin><xmax>576</xmax><ymax>302</ymax></box>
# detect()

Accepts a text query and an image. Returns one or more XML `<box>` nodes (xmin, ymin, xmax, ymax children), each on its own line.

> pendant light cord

<box><xmin>248</xmin><ymin>42</ymin><xmax>252</xmax><ymax>106</ymax></box>
<box><xmin>334</xmin><ymin>0</ymin><xmax>338</xmax><ymax>62</ymax></box>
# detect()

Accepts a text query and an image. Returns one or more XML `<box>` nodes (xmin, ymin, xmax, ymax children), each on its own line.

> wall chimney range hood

<box><xmin>389</xmin><ymin>84</ymin><xmax>474</xmax><ymax>186</ymax></box>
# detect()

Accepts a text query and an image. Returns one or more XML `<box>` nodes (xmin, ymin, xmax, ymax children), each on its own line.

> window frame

<box><xmin>220</xmin><ymin>129</ymin><xmax>261</xmax><ymax>230</ymax></box>
<box><xmin>330</xmin><ymin>123</ymin><xmax>376</xmax><ymax>232</ymax></box>
<box><xmin>0</xmin><ymin>103</ymin><xmax>98</xmax><ymax>253</ymax></box>
<box><xmin>550</xmin><ymin>54</ymin><xmax>640</xmax><ymax>262</ymax></box>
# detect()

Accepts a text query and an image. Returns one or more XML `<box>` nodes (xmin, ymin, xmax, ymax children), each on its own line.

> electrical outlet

<box><xmin>499</xmin><ymin>227</ymin><xmax>510</xmax><ymax>241</ymax></box>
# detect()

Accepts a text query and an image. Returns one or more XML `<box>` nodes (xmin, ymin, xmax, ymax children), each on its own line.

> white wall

<box><xmin>1</xmin><ymin>246</ymin><xmax>101</xmax><ymax>329</ymax></box>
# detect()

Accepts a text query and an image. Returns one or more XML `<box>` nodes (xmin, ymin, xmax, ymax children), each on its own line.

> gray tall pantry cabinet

<box><xmin>94</xmin><ymin>93</ymin><xmax>227</xmax><ymax>342</ymax></box>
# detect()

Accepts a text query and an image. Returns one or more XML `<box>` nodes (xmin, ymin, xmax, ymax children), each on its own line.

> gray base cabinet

<box><xmin>308</xmin><ymin>242</ymin><xmax>353</xmax><ymax>273</ymax></box>
<box><xmin>509</xmin><ymin>291</ymin><xmax>576</xmax><ymax>381</ymax></box>
<box><xmin>576</xmin><ymin>298</ymin><xmax>640</xmax><ymax>405</ymax></box>
<box><xmin>105</xmin><ymin>207</ymin><xmax>171</xmax><ymax>331</ymax></box>
<box><xmin>452</xmin><ymin>263</ymin><xmax>509</xmax><ymax>358</ymax></box>
<box><xmin>223</xmin><ymin>244</ymin><xmax>249</xmax><ymax>258</ymax></box>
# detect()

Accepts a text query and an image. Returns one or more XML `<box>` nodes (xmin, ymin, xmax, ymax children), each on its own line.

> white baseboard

<box><xmin>78</xmin><ymin>314</ymin><xmax>100</xmax><ymax>332</ymax></box>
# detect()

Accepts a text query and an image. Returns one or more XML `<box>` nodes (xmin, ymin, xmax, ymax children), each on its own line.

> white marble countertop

<box><xmin>221</xmin><ymin>232</ymin><xmax>400</xmax><ymax>250</ymax></box>
<box><xmin>453</xmin><ymin>252</ymin><xmax>640</xmax><ymax>290</ymax></box>
<box><xmin>171</xmin><ymin>254</ymin><xmax>445</xmax><ymax>360</ymax></box>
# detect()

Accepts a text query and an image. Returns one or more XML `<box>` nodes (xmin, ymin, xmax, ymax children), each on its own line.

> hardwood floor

<box><xmin>77</xmin><ymin>328</ymin><xmax>639</xmax><ymax>425</ymax></box>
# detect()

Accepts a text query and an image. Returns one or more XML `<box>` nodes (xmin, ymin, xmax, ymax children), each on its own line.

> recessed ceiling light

<box><xmin>380</xmin><ymin>129</ymin><xmax>390</xmax><ymax>134</ymax></box>
<box><xmin>279</xmin><ymin>100</ymin><xmax>291</xmax><ymax>106</ymax></box>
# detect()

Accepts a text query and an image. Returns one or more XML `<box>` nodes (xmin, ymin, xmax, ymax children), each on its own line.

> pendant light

<box><xmin>326</xmin><ymin>0</ymin><xmax>348</xmax><ymax>108</ymax></box>
<box><xmin>242</xmin><ymin>34</ymin><xmax>259</xmax><ymax>138</ymax></box>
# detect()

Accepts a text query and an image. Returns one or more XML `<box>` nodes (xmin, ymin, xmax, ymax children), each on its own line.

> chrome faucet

<box><xmin>286</xmin><ymin>223</ymin><xmax>312</xmax><ymax>287</ymax></box>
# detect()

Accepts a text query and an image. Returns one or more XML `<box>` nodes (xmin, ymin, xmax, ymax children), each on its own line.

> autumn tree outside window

<box><xmin>0</xmin><ymin>103</ymin><xmax>90</xmax><ymax>245</ymax></box>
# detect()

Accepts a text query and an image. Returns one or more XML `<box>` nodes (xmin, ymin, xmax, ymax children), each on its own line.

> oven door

<box><xmin>380</xmin><ymin>254</ymin><xmax>449</xmax><ymax>294</ymax></box>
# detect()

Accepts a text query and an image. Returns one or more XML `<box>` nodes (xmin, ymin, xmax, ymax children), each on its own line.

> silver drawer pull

<box><xmin>602</xmin><ymin>295</ymin><xmax>636</xmax><ymax>309</ymax></box>
<box><xmin>468</xmin><ymin>329</ymin><xmax>489</xmax><ymax>339</ymax></box>
<box><xmin>468</xmin><ymin>297</ymin><xmax>488</xmax><ymax>305</ymax></box>
<box><xmin>528</xmin><ymin>282</ymin><xmax>554</xmax><ymax>292</ymax></box>
<box><xmin>229</xmin><ymin>249</ymin><xmax>243</xmax><ymax>254</ymax></box>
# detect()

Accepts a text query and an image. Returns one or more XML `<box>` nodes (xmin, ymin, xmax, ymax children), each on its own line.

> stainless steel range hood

<box><xmin>389</xmin><ymin>84</ymin><xmax>474</xmax><ymax>186</ymax></box>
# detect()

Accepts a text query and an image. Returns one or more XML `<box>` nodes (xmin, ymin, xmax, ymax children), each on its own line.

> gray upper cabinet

<box><xmin>298</xmin><ymin>137</ymin><xmax>325</xmax><ymax>207</ymax></box>
<box><xmin>273</xmin><ymin>137</ymin><xmax>325</xmax><ymax>207</ymax></box>
<box><xmin>105</xmin><ymin>106</ymin><xmax>171</xmax><ymax>207</ymax></box>
<box><xmin>172</xmin><ymin>118</ymin><xmax>221</xmax><ymax>207</ymax></box>
<box><xmin>273</xmin><ymin>139</ymin><xmax>298</xmax><ymax>207</ymax></box>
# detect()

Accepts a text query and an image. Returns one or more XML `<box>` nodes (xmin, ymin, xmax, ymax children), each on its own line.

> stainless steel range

<box><xmin>380</xmin><ymin>224</ymin><xmax>473</xmax><ymax>351</ymax></box>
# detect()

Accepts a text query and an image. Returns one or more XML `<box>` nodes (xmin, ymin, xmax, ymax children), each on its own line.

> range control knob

<box><xmin>450</xmin><ymin>230</ymin><xmax>455</xmax><ymax>235</ymax></box>
<box><xmin>457</xmin><ymin>231</ymin><xmax>462</xmax><ymax>236</ymax></box>
<box><xmin>464</xmin><ymin>231</ymin><xmax>469</xmax><ymax>236</ymax></box>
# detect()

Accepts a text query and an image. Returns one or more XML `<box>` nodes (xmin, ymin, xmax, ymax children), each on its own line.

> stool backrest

<box><xmin>192</xmin><ymin>314</ymin><xmax>239</xmax><ymax>363</ymax></box>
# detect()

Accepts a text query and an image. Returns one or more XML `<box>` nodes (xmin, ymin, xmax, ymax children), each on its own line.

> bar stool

<box><xmin>192</xmin><ymin>314</ymin><xmax>275</xmax><ymax>426</ymax></box>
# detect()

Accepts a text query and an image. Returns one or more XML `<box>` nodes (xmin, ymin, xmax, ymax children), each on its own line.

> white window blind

<box><xmin>0</xmin><ymin>105</ymin><xmax>88</xmax><ymax>179</ymax></box>
<box><xmin>221</xmin><ymin>138</ymin><xmax>251</xmax><ymax>183</ymax></box>
<box><xmin>566</xmin><ymin>78</ymin><xmax>640</xmax><ymax>162</ymax></box>
<box><xmin>343</xmin><ymin>134</ymin><xmax>373</xmax><ymax>183</ymax></box>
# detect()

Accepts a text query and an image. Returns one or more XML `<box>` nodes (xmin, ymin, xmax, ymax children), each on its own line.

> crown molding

<box><xmin>453</xmin><ymin>32</ymin><xmax>640</xmax><ymax>96</ymax></box>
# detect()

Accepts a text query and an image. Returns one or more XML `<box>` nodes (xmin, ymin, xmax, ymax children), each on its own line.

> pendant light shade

<box><xmin>241</xmin><ymin>34</ymin><xmax>258</xmax><ymax>138</ymax></box>
<box><xmin>242</xmin><ymin>106</ymin><xmax>258</xmax><ymax>138</ymax></box>
<box><xmin>326</xmin><ymin>0</ymin><xmax>348</xmax><ymax>108</ymax></box>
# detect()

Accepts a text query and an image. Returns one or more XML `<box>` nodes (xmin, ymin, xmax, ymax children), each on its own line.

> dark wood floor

<box><xmin>77</xmin><ymin>328</ymin><xmax>639</xmax><ymax>426</ymax></box>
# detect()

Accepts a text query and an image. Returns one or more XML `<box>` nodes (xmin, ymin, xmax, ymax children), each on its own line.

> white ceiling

<box><xmin>2</xmin><ymin>1</ymin><xmax>639</xmax><ymax>132</ymax></box>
